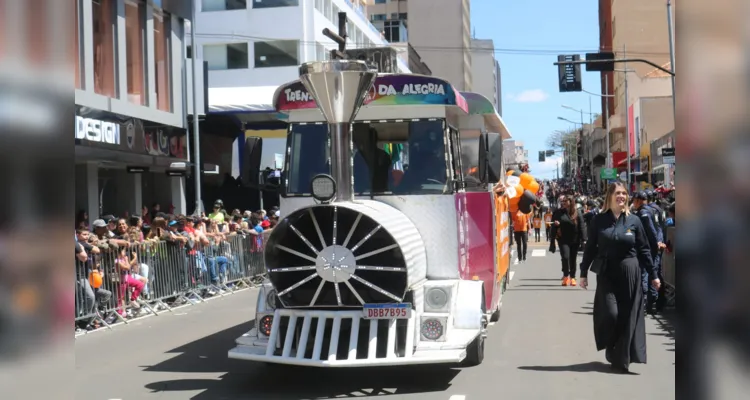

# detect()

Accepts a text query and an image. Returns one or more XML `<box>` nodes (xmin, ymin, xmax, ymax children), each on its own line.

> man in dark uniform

<box><xmin>645</xmin><ymin>190</ymin><xmax>667</xmax><ymax>311</ymax></box>
<box><xmin>633</xmin><ymin>191</ymin><xmax>660</xmax><ymax>314</ymax></box>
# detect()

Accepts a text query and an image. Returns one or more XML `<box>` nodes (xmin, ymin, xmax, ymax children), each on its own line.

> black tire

<box><xmin>462</xmin><ymin>333</ymin><xmax>485</xmax><ymax>367</ymax></box>
<box><xmin>490</xmin><ymin>306</ymin><xmax>501</xmax><ymax>322</ymax></box>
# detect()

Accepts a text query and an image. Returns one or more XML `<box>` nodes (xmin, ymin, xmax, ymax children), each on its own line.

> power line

<box><xmin>192</xmin><ymin>32</ymin><xmax>671</xmax><ymax>57</ymax></box>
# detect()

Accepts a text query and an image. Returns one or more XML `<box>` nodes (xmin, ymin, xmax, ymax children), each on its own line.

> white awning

<box><xmin>208</xmin><ymin>86</ymin><xmax>278</xmax><ymax>114</ymax></box>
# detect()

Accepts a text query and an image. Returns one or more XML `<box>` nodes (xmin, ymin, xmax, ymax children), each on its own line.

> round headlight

<box><xmin>310</xmin><ymin>174</ymin><xmax>336</xmax><ymax>203</ymax></box>
<box><xmin>420</xmin><ymin>318</ymin><xmax>444</xmax><ymax>341</ymax></box>
<box><xmin>258</xmin><ymin>315</ymin><xmax>273</xmax><ymax>337</ymax></box>
<box><xmin>266</xmin><ymin>289</ymin><xmax>277</xmax><ymax>310</ymax></box>
<box><xmin>425</xmin><ymin>287</ymin><xmax>449</xmax><ymax>311</ymax></box>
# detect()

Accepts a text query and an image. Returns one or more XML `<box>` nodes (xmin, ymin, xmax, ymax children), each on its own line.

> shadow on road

<box><xmin>141</xmin><ymin>320</ymin><xmax>461</xmax><ymax>399</ymax></box>
<box><xmin>519</xmin><ymin>361</ymin><xmax>637</xmax><ymax>375</ymax></box>
<box><xmin>571</xmin><ymin>311</ymin><xmax>594</xmax><ymax>315</ymax></box>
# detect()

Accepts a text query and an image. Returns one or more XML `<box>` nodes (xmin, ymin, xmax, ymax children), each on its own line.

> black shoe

<box><xmin>605</xmin><ymin>347</ymin><xmax>613</xmax><ymax>363</ymax></box>
<box><xmin>610</xmin><ymin>363</ymin><xmax>630</xmax><ymax>374</ymax></box>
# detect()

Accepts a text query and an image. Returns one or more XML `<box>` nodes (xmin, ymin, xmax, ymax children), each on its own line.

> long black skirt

<box><xmin>593</xmin><ymin>257</ymin><xmax>647</xmax><ymax>367</ymax></box>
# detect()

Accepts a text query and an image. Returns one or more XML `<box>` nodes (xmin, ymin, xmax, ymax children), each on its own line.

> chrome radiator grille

<box><xmin>265</xmin><ymin>309</ymin><xmax>416</xmax><ymax>362</ymax></box>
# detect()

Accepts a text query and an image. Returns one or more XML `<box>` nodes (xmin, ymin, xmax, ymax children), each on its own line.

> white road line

<box><xmin>449</xmin><ymin>395</ymin><xmax>466</xmax><ymax>400</ymax></box>
<box><xmin>509</xmin><ymin>271</ymin><xmax>515</xmax><ymax>281</ymax></box>
<box><xmin>531</xmin><ymin>249</ymin><xmax>546</xmax><ymax>257</ymax></box>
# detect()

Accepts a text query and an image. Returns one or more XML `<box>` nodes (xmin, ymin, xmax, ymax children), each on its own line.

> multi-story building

<box><xmin>367</xmin><ymin>0</ymin><xmax>471</xmax><ymax>90</ymax></box>
<box><xmin>495</xmin><ymin>59</ymin><xmax>503</xmax><ymax>117</ymax></box>
<box><xmin>502</xmin><ymin>140</ymin><xmax>528</xmax><ymax>169</ymax></box>
<box><xmin>75</xmin><ymin>0</ymin><xmax>197</xmax><ymax>221</ymax></box>
<box><xmin>470</xmin><ymin>38</ymin><xmax>502</xmax><ymax>113</ymax></box>
<box><xmin>192</xmin><ymin>0</ymin><xmax>408</xmax><ymax>92</ymax></box>
<box><xmin>597</xmin><ymin>0</ymin><xmax>673</xmax><ymax>169</ymax></box>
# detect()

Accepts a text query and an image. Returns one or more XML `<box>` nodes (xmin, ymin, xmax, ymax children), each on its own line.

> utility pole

<box><xmin>190</xmin><ymin>4</ymin><xmax>202</xmax><ymax>216</ymax></box>
<box><xmin>623</xmin><ymin>45</ymin><xmax>632</xmax><ymax>192</ymax></box>
<box><xmin>667</xmin><ymin>0</ymin><xmax>676</xmax><ymax>123</ymax></box>
<box><xmin>605</xmin><ymin>79</ymin><xmax>610</xmax><ymax>168</ymax></box>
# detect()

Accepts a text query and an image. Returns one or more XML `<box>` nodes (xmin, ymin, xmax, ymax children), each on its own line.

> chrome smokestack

<box><xmin>298</xmin><ymin>60</ymin><xmax>376</xmax><ymax>202</ymax></box>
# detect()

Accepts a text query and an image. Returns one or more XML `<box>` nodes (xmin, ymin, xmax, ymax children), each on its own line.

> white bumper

<box><xmin>228</xmin><ymin>309</ymin><xmax>477</xmax><ymax>367</ymax></box>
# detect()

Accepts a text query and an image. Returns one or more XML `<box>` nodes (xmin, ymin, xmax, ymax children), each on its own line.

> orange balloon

<box><xmin>89</xmin><ymin>270</ymin><xmax>103</xmax><ymax>289</ymax></box>
<box><xmin>506</xmin><ymin>170</ymin><xmax>515</xmax><ymax>176</ymax></box>
<box><xmin>513</xmin><ymin>184</ymin><xmax>524</xmax><ymax>198</ymax></box>
<box><xmin>509</xmin><ymin>195</ymin><xmax>521</xmax><ymax>205</ymax></box>
<box><xmin>519</xmin><ymin>173</ymin><xmax>534</xmax><ymax>189</ymax></box>
<box><xmin>527</xmin><ymin>179</ymin><xmax>540</xmax><ymax>194</ymax></box>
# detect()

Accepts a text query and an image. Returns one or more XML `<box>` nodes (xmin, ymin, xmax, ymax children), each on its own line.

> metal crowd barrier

<box><xmin>75</xmin><ymin>232</ymin><xmax>267</xmax><ymax>333</ymax></box>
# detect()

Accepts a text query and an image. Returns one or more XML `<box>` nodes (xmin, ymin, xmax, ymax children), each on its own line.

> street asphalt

<box><xmin>75</xmin><ymin>240</ymin><xmax>675</xmax><ymax>400</ymax></box>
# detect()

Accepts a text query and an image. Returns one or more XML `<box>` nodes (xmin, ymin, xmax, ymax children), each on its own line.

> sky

<box><xmin>471</xmin><ymin>0</ymin><xmax>603</xmax><ymax>180</ymax></box>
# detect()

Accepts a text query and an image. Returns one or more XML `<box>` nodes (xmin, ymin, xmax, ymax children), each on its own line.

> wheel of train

<box><xmin>265</xmin><ymin>204</ymin><xmax>420</xmax><ymax>308</ymax></box>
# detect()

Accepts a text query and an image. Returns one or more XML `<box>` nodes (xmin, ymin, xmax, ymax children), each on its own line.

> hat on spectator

<box><xmin>92</xmin><ymin>219</ymin><xmax>107</xmax><ymax>228</ymax></box>
<box><xmin>274</xmin><ymin>210</ymin><xmax>280</xmax><ymax>217</ymax></box>
<box><xmin>102</xmin><ymin>214</ymin><xmax>117</xmax><ymax>223</ymax></box>
<box><xmin>168</xmin><ymin>220</ymin><xmax>179</xmax><ymax>227</ymax></box>
<box><xmin>633</xmin><ymin>191</ymin><xmax>648</xmax><ymax>200</ymax></box>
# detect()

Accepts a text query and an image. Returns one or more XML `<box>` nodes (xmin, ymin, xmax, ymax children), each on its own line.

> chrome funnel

<box><xmin>299</xmin><ymin>60</ymin><xmax>377</xmax><ymax>202</ymax></box>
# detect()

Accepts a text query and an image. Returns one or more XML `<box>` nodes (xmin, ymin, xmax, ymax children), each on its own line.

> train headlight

<box><xmin>258</xmin><ymin>315</ymin><xmax>273</xmax><ymax>337</ymax></box>
<box><xmin>310</xmin><ymin>174</ymin><xmax>336</xmax><ymax>203</ymax></box>
<box><xmin>424</xmin><ymin>286</ymin><xmax>451</xmax><ymax>312</ymax></box>
<box><xmin>420</xmin><ymin>317</ymin><xmax>446</xmax><ymax>341</ymax></box>
<box><xmin>266</xmin><ymin>289</ymin><xmax>277</xmax><ymax>310</ymax></box>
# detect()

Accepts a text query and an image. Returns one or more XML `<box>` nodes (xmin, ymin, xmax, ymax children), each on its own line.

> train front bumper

<box><xmin>227</xmin><ymin>309</ymin><xmax>477</xmax><ymax>367</ymax></box>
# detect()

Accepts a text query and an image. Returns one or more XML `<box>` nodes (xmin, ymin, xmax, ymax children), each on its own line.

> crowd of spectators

<box><xmin>74</xmin><ymin>200</ymin><xmax>279</xmax><ymax>333</ymax></box>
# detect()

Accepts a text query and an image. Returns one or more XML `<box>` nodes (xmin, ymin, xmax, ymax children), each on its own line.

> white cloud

<box><xmin>507</xmin><ymin>89</ymin><xmax>549</xmax><ymax>103</ymax></box>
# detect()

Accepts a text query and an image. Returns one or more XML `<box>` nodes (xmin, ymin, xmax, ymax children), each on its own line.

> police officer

<box><xmin>645</xmin><ymin>190</ymin><xmax>667</xmax><ymax>311</ymax></box>
<box><xmin>633</xmin><ymin>191</ymin><xmax>660</xmax><ymax>314</ymax></box>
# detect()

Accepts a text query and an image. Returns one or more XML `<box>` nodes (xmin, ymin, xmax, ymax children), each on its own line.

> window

<box><xmin>125</xmin><ymin>0</ymin><xmax>145</xmax><ymax>105</ymax></box>
<box><xmin>186</xmin><ymin>45</ymin><xmax>192</xmax><ymax>58</ymax></box>
<box><xmin>92</xmin><ymin>0</ymin><xmax>116</xmax><ymax>97</ymax></box>
<box><xmin>254</xmin><ymin>40</ymin><xmax>298</xmax><ymax>68</ymax></box>
<box><xmin>371</xmin><ymin>13</ymin><xmax>386</xmax><ymax>21</ymax></box>
<box><xmin>204</xmin><ymin>43</ymin><xmax>249</xmax><ymax>70</ymax></box>
<box><xmin>399</xmin><ymin>13</ymin><xmax>407</xmax><ymax>20</ymax></box>
<box><xmin>252</xmin><ymin>0</ymin><xmax>299</xmax><ymax>9</ymax></box>
<box><xmin>154</xmin><ymin>11</ymin><xmax>171</xmax><ymax>111</ymax></box>
<box><xmin>285</xmin><ymin>121</ymin><xmax>448</xmax><ymax>195</ymax></box>
<box><xmin>612</xmin><ymin>17</ymin><xmax>616</xmax><ymax>38</ymax></box>
<box><xmin>314</xmin><ymin>0</ymin><xmax>323</xmax><ymax>11</ymax></box>
<box><xmin>202</xmin><ymin>0</ymin><xmax>246</xmax><ymax>12</ymax></box>
<box><xmin>374</xmin><ymin>0</ymin><xmax>387</xmax><ymax>4</ymax></box>
<box><xmin>383</xmin><ymin>20</ymin><xmax>401</xmax><ymax>42</ymax></box>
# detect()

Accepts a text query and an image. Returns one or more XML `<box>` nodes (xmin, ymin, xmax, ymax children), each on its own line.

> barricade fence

<box><xmin>75</xmin><ymin>233</ymin><xmax>266</xmax><ymax>332</ymax></box>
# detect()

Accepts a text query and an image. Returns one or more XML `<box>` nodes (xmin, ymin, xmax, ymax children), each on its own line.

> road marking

<box><xmin>449</xmin><ymin>396</ymin><xmax>466</xmax><ymax>400</ymax></box>
<box><xmin>509</xmin><ymin>271</ymin><xmax>515</xmax><ymax>281</ymax></box>
<box><xmin>531</xmin><ymin>249</ymin><xmax>546</xmax><ymax>257</ymax></box>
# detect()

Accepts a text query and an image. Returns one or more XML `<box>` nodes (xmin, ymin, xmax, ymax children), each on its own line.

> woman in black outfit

<box><xmin>549</xmin><ymin>195</ymin><xmax>585</xmax><ymax>286</ymax></box>
<box><xmin>579</xmin><ymin>182</ymin><xmax>661</xmax><ymax>373</ymax></box>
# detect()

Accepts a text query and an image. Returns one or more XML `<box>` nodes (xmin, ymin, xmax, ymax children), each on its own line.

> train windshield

<box><xmin>286</xmin><ymin>120</ymin><xmax>449</xmax><ymax>195</ymax></box>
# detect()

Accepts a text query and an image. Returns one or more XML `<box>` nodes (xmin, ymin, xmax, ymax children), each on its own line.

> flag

<box><xmin>384</xmin><ymin>143</ymin><xmax>405</xmax><ymax>186</ymax></box>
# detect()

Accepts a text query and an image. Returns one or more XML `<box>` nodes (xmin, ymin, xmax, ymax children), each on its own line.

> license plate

<box><xmin>362</xmin><ymin>303</ymin><xmax>412</xmax><ymax>319</ymax></box>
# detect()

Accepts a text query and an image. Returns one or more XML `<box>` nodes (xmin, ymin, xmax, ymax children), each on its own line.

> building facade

<box><xmin>382</xmin><ymin>0</ymin><xmax>471</xmax><ymax>91</ymax></box>
<box><xmin>470</xmin><ymin>38</ymin><xmax>501</xmax><ymax>113</ymax></box>
<box><xmin>75</xmin><ymin>0</ymin><xmax>196</xmax><ymax>222</ymax></box>
<box><xmin>503</xmin><ymin>140</ymin><xmax>528</xmax><ymax>169</ymax></box>
<box><xmin>192</xmin><ymin>0</ymin><xmax>408</xmax><ymax>93</ymax></box>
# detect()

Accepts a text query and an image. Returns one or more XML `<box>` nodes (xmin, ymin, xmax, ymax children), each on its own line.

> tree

<box><xmin>546</xmin><ymin>128</ymin><xmax>578</xmax><ymax>150</ymax></box>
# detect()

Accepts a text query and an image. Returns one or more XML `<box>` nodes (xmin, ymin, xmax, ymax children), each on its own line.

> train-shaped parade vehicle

<box><xmin>228</xmin><ymin>59</ymin><xmax>517</xmax><ymax>367</ymax></box>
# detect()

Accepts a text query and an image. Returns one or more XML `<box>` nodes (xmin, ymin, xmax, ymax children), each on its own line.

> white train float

<box><xmin>228</xmin><ymin>60</ymin><xmax>514</xmax><ymax>367</ymax></box>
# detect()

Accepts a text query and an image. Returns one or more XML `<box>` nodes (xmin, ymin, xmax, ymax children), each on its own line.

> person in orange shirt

<box><xmin>512</xmin><ymin>209</ymin><xmax>532</xmax><ymax>264</ymax></box>
<box><xmin>543</xmin><ymin>209</ymin><xmax>553</xmax><ymax>241</ymax></box>
<box><xmin>532</xmin><ymin>211</ymin><xmax>543</xmax><ymax>242</ymax></box>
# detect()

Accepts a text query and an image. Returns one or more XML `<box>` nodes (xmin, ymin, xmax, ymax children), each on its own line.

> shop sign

<box><xmin>75</xmin><ymin>116</ymin><xmax>120</xmax><ymax>145</ymax></box>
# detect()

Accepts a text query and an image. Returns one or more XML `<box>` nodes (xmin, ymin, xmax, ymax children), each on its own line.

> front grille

<box><xmin>265</xmin><ymin>309</ymin><xmax>416</xmax><ymax>361</ymax></box>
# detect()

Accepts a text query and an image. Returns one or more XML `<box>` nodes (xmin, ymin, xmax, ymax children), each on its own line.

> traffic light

<box><xmin>557</xmin><ymin>54</ymin><xmax>582</xmax><ymax>92</ymax></box>
<box><xmin>545</xmin><ymin>150</ymin><xmax>555</xmax><ymax>157</ymax></box>
<box><xmin>585</xmin><ymin>52</ymin><xmax>615</xmax><ymax>72</ymax></box>
<box><xmin>539</xmin><ymin>151</ymin><xmax>546</xmax><ymax>162</ymax></box>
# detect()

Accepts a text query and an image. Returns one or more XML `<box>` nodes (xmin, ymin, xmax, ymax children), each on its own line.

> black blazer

<box><xmin>580</xmin><ymin>210</ymin><xmax>656</xmax><ymax>279</ymax></box>
<box><xmin>549</xmin><ymin>208</ymin><xmax>585</xmax><ymax>244</ymax></box>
